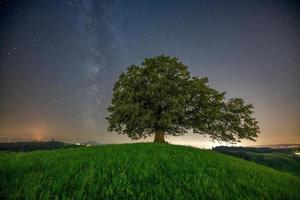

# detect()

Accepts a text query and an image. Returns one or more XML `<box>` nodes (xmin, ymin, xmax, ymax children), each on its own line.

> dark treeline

<box><xmin>213</xmin><ymin>146</ymin><xmax>295</xmax><ymax>154</ymax></box>
<box><xmin>0</xmin><ymin>141</ymin><xmax>75</xmax><ymax>152</ymax></box>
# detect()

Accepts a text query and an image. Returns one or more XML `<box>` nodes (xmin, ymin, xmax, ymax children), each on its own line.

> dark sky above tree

<box><xmin>0</xmin><ymin>0</ymin><xmax>299</xmax><ymax>147</ymax></box>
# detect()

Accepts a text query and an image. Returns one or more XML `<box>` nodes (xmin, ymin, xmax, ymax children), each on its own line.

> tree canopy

<box><xmin>107</xmin><ymin>55</ymin><xmax>259</xmax><ymax>143</ymax></box>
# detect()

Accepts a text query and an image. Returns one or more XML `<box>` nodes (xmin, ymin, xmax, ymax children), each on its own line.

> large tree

<box><xmin>107</xmin><ymin>55</ymin><xmax>259</xmax><ymax>143</ymax></box>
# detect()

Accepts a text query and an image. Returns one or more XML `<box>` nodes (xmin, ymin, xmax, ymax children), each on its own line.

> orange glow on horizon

<box><xmin>30</xmin><ymin>125</ymin><xmax>47</xmax><ymax>141</ymax></box>
<box><xmin>32</xmin><ymin>134</ymin><xmax>44</xmax><ymax>141</ymax></box>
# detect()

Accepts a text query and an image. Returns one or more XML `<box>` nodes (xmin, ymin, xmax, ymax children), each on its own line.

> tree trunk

<box><xmin>154</xmin><ymin>131</ymin><xmax>165</xmax><ymax>143</ymax></box>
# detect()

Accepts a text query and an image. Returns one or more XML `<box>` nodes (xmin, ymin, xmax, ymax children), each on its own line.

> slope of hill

<box><xmin>213</xmin><ymin>146</ymin><xmax>300</xmax><ymax>176</ymax></box>
<box><xmin>1</xmin><ymin>143</ymin><xmax>300</xmax><ymax>199</ymax></box>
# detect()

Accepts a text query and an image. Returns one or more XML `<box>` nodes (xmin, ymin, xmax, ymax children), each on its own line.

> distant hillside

<box><xmin>0</xmin><ymin>143</ymin><xmax>299</xmax><ymax>199</ymax></box>
<box><xmin>213</xmin><ymin>146</ymin><xmax>300</xmax><ymax>176</ymax></box>
<box><xmin>251</xmin><ymin>144</ymin><xmax>300</xmax><ymax>149</ymax></box>
<box><xmin>0</xmin><ymin>140</ymin><xmax>75</xmax><ymax>152</ymax></box>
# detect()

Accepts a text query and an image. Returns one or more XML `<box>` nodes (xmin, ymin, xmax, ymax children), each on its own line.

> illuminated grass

<box><xmin>1</xmin><ymin>143</ymin><xmax>300</xmax><ymax>199</ymax></box>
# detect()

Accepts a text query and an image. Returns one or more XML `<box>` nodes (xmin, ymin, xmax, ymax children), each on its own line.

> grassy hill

<box><xmin>1</xmin><ymin>143</ymin><xmax>300</xmax><ymax>199</ymax></box>
<box><xmin>244</xmin><ymin>152</ymin><xmax>300</xmax><ymax>175</ymax></box>
<box><xmin>213</xmin><ymin>146</ymin><xmax>300</xmax><ymax>176</ymax></box>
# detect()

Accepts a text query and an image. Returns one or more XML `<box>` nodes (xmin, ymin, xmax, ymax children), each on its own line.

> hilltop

<box><xmin>1</xmin><ymin>143</ymin><xmax>300</xmax><ymax>199</ymax></box>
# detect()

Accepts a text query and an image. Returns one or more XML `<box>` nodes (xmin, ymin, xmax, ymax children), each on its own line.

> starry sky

<box><xmin>0</xmin><ymin>0</ymin><xmax>299</xmax><ymax>148</ymax></box>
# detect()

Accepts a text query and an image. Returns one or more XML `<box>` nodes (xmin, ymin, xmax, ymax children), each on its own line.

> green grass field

<box><xmin>245</xmin><ymin>151</ymin><xmax>300</xmax><ymax>176</ymax></box>
<box><xmin>1</xmin><ymin>143</ymin><xmax>300</xmax><ymax>199</ymax></box>
<box><xmin>213</xmin><ymin>147</ymin><xmax>300</xmax><ymax>176</ymax></box>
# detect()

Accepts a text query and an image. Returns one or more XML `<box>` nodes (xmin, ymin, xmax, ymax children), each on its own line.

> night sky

<box><xmin>0</xmin><ymin>0</ymin><xmax>299</xmax><ymax>148</ymax></box>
